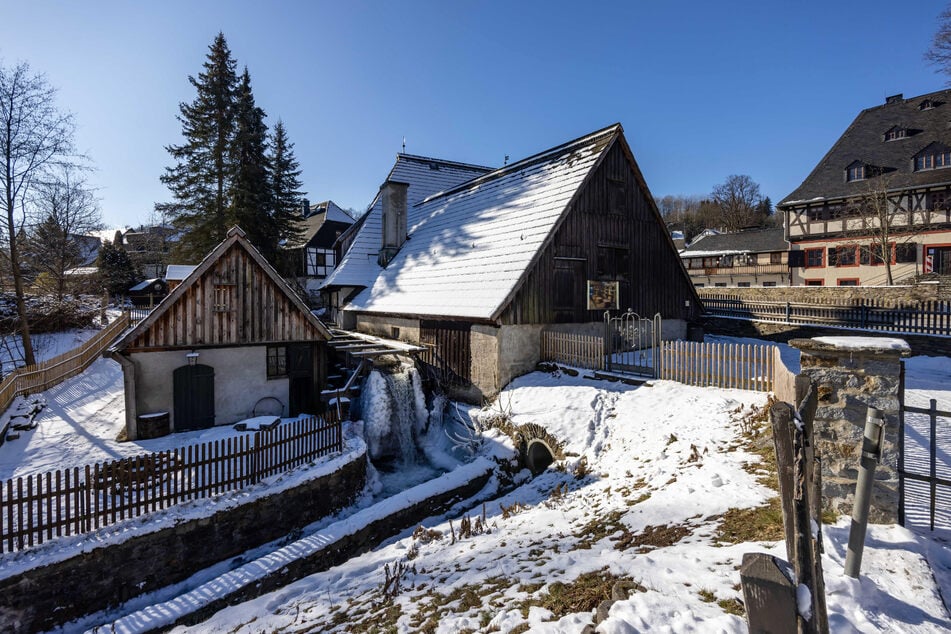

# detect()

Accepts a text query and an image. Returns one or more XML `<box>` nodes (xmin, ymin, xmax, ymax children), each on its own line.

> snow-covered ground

<box><xmin>0</xmin><ymin>332</ymin><xmax>948</xmax><ymax>632</ymax></box>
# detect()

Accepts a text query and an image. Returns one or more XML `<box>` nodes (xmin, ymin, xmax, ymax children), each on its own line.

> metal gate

<box><xmin>604</xmin><ymin>311</ymin><xmax>661</xmax><ymax>377</ymax></box>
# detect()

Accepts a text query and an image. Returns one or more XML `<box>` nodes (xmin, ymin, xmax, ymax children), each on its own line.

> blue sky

<box><xmin>1</xmin><ymin>1</ymin><xmax>948</xmax><ymax>228</ymax></box>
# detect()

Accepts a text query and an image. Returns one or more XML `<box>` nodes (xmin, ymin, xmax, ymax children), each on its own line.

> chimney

<box><xmin>885</xmin><ymin>93</ymin><xmax>903</xmax><ymax>105</ymax></box>
<box><xmin>378</xmin><ymin>180</ymin><xmax>409</xmax><ymax>267</ymax></box>
<box><xmin>302</xmin><ymin>198</ymin><xmax>311</xmax><ymax>217</ymax></box>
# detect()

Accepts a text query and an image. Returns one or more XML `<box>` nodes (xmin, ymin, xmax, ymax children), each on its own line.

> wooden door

<box><xmin>420</xmin><ymin>320</ymin><xmax>471</xmax><ymax>384</ymax></box>
<box><xmin>287</xmin><ymin>343</ymin><xmax>314</xmax><ymax>416</ymax></box>
<box><xmin>173</xmin><ymin>363</ymin><xmax>215</xmax><ymax>431</ymax></box>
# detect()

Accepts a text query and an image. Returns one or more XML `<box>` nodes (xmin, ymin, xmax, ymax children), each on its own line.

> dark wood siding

<box><xmin>126</xmin><ymin>243</ymin><xmax>327</xmax><ymax>350</ymax></box>
<box><xmin>420</xmin><ymin>320</ymin><xmax>471</xmax><ymax>383</ymax></box>
<box><xmin>499</xmin><ymin>140</ymin><xmax>699</xmax><ymax>324</ymax></box>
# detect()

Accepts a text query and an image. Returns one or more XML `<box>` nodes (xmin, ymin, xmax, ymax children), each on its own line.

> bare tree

<box><xmin>25</xmin><ymin>164</ymin><xmax>101</xmax><ymax>299</ymax></box>
<box><xmin>843</xmin><ymin>176</ymin><xmax>933</xmax><ymax>286</ymax></box>
<box><xmin>926</xmin><ymin>5</ymin><xmax>951</xmax><ymax>81</ymax></box>
<box><xmin>710</xmin><ymin>175</ymin><xmax>764</xmax><ymax>232</ymax></box>
<box><xmin>0</xmin><ymin>61</ymin><xmax>75</xmax><ymax>366</ymax></box>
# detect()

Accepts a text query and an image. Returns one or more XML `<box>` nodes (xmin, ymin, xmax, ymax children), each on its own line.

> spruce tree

<box><xmin>98</xmin><ymin>240</ymin><xmax>141</xmax><ymax>298</ymax></box>
<box><xmin>269</xmin><ymin>119</ymin><xmax>305</xmax><ymax>259</ymax></box>
<box><xmin>158</xmin><ymin>32</ymin><xmax>238</xmax><ymax>261</ymax></box>
<box><xmin>229</xmin><ymin>68</ymin><xmax>277</xmax><ymax>261</ymax></box>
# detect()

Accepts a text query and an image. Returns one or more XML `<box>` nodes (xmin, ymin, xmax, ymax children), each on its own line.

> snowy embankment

<box><xmin>153</xmin><ymin>371</ymin><xmax>948</xmax><ymax>633</ymax></box>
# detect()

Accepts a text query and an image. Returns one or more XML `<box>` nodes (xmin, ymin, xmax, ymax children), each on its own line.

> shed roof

<box><xmin>343</xmin><ymin>124</ymin><xmax>621</xmax><ymax>320</ymax></box>
<box><xmin>780</xmin><ymin>88</ymin><xmax>951</xmax><ymax>206</ymax></box>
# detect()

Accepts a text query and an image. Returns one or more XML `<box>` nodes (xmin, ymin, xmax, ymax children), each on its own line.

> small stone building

<box><xmin>109</xmin><ymin>227</ymin><xmax>331</xmax><ymax>440</ymax></box>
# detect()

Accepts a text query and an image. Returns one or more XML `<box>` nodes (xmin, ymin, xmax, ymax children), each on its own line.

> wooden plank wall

<box><xmin>500</xmin><ymin>141</ymin><xmax>699</xmax><ymax>325</ymax></box>
<box><xmin>127</xmin><ymin>244</ymin><xmax>325</xmax><ymax>349</ymax></box>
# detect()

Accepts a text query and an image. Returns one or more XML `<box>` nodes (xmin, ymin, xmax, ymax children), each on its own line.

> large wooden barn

<box><xmin>109</xmin><ymin>227</ymin><xmax>331</xmax><ymax>440</ymax></box>
<box><xmin>323</xmin><ymin>124</ymin><xmax>700</xmax><ymax>401</ymax></box>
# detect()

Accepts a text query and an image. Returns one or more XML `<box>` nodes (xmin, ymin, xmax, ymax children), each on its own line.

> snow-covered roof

<box><xmin>165</xmin><ymin>264</ymin><xmax>197</xmax><ymax>281</ymax></box>
<box><xmin>64</xmin><ymin>266</ymin><xmax>98</xmax><ymax>276</ymax></box>
<box><xmin>342</xmin><ymin>124</ymin><xmax>620</xmax><ymax>320</ymax></box>
<box><xmin>321</xmin><ymin>155</ymin><xmax>493</xmax><ymax>290</ymax></box>
<box><xmin>129</xmin><ymin>278</ymin><xmax>162</xmax><ymax>292</ymax></box>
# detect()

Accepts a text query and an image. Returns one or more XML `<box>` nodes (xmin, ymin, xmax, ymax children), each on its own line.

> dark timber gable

<box><xmin>499</xmin><ymin>137</ymin><xmax>700</xmax><ymax>325</ymax></box>
<box><xmin>115</xmin><ymin>228</ymin><xmax>330</xmax><ymax>352</ymax></box>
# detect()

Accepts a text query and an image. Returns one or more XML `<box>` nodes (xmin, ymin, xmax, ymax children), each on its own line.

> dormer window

<box><xmin>884</xmin><ymin>126</ymin><xmax>907</xmax><ymax>141</ymax></box>
<box><xmin>914</xmin><ymin>143</ymin><xmax>951</xmax><ymax>171</ymax></box>
<box><xmin>919</xmin><ymin>99</ymin><xmax>937</xmax><ymax>111</ymax></box>
<box><xmin>846</xmin><ymin>162</ymin><xmax>866</xmax><ymax>182</ymax></box>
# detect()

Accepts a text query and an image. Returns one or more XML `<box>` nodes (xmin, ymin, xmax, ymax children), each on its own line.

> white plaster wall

<box><xmin>130</xmin><ymin>347</ymin><xmax>289</xmax><ymax>431</ymax></box>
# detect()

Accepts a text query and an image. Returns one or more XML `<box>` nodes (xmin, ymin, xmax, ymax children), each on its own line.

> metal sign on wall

<box><xmin>587</xmin><ymin>280</ymin><xmax>619</xmax><ymax>310</ymax></box>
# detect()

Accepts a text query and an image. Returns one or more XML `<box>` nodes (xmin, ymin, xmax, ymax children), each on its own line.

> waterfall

<box><xmin>359</xmin><ymin>365</ymin><xmax>429</xmax><ymax>465</ymax></box>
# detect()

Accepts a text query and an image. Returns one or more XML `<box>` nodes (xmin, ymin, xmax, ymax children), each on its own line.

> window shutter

<box><xmin>828</xmin><ymin>247</ymin><xmax>837</xmax><ymax>266</ymax></box>
<box><xmin>788</xmin><ymin>250</ymin><xmax>805</xmax><ymax>268</ymax></box>
<box><xmin>859</xmin><ymin>247</ymin><xmax>870</xmax><ymax>265</ymax></box>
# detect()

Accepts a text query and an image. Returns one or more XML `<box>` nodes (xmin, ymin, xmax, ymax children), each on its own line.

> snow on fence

<box><xmin>540</xmin><ymin>331</ymin><xmax>604</xmax><ymax>370</ymax></box>
<box><xmin>657</xmin><ymin>340</ymin><xmax>776</xmax><ymax>392</ymax></box>
<box><xmin>0</xmin><ymin>313</ymin><xmax>131</xmax><ymax>419</ymax></box>
<box><xmin>0</xmin><ymin>414</ymin><xmax>342</xmax><ymax>553</ymax></box>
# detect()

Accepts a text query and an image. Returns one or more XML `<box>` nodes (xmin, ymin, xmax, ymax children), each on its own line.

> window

<box><xmin>919</xmin><ymin>99</ymin><xmax>936</xmax><ymax>110</ymax></box>
<box><xmin>694</xmin><ymin>283</ymin><xmax>705</xmax><ymax>288</ymax></box>
<box><xmin>847</xmin><ymin>164</ymin><xmax>865</xmax><ymax>181</ymax></box>
<box><xmin>884</xmin><ymin>127</ymin><xmax>906</xmax><ymax>141</ymax></box>
<box><xmin>895</xmin><ymin>243</ymin><xmax>918</xmax><ymax>263</ymax></box>
<box><xmin>831</xmin><ymin>245</ymin><xmax>858</xmax><ymax>267</ymax></box>
<box><xmin>915</xmin><ymin>149</ymin><xmax>951</xmax><ymax>171</ymax></box>
<box><xmin>596</xmin><ymin>246</ymin><xmax>630</xmax><ymax>279</ymax></box>
<box><xmin>213</xmin><ymin>285</ymin><xmax>230</xmax><ymax>311</ymax></box>
<box><xmin>762</xmin><ymin>281</ymin><xmax>777</xmax><ymax>287</ymax></box>
<box><xmin>714</xmin><ymin>282</ymin><xmax>727</xmax><ymax>287</ymax></box>
<box><xmin>267</xmin><ymin>346</ymin><xmax>287</xmax><ymax>379</ymax></box>
<box><xmin>805</xmin><ymin>279</ymin><xmax>824</xmax><ymax>286</ymax></box>
<box><xmin>837</xmin><ymin>278</ymin><xmax>859</xmax><ymax>286</ymax></box>
<box><xmin>862</xmin><ymin>243</ymin><xmax>893</xmax><ymax>266</ymax></box>
<box><xmin>927</xmin><ymin>191</ymin><xmax>948</xmax><ymax>210</ymax></box>
<box><xmin>770</xmin><ymin>252</ymin><xmax>783</xmax><ymax>265</ymax></box>
<box><xmin>719</xmin><ymin>255</ymin><xmax>734</xmax><ymax>268</ymax></box>
<box><xmin>804</xmin><ymin>248</ymin><xmax>824</xmax><ymax>268</ymax></box>
<box><xmin>737</xmin><ymin>282</ymin><xmax>751</xmax><ymax>287</ymax></box>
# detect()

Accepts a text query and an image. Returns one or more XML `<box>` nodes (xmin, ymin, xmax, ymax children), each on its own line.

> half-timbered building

<box><xmin>109</xmin><ymin>227</ymin><xmax>331</xmax><ymax>440</ymax></box>
<box><xmin>779</xmin><ymin>89</ymin><xmax>951</xmax><ymax>286</ymax></box>
<box><xmin>282</xmin><ymin>200</ymin><xmax>354</xmax><ymax>305</ymax></box>
<box><xmin>324</xmin><ymin>124</ymin><xmax>700</xmax><ymax>401</ymax></box>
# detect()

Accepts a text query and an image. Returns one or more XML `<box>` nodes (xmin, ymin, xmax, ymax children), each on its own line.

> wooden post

<box><xmin>740</xmin><ymin>553</ymin><xmax>798</xmax><ymax>634</ymax></box>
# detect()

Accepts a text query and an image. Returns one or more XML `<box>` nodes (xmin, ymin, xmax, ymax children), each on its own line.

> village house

<box><xmin>779</xmin><ymin>89</ymin><xmax>951</xmax><ymax>286</ymax></box>
<box><xmin>322</xmin><ymin>124</ymin><xmax>700</xmax><ymax>401</ymax></box>
<box><xmin>281</xmin><ymin>200</ymin><xmax>354</xmax><ymax>306</ymax></box>
<box><xmin>109</xmin><ymin>227</ymin><xmax>331</xmax><ymax>440</ymax></box>
<box><xmin>680</xmin><ymin>227</ymin><xmax>790</xmax><ymax>288</ymax></box>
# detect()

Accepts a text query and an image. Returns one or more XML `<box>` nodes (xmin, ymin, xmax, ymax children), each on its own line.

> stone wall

<box><xmin>789</xmin><ymin>337</ymin><xmax>908</xmax><ymax>523</ymax></box>
<box><xmin>698</xmin><ymin>284</ymin><xmax>949</xmax><ymax>304</ymax></box>
<box><xmin>0</xmin><ymin>452</ymin><xmax>367</xmax><ymax>633</ymax></box>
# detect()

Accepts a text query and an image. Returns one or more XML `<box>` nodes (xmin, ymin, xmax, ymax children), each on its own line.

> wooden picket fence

<box><xmin>657</xmin><ymin>340</ymin><xmax>776</xmax><ymax>392</ymax></box>
<box><xmin>540</xmin><ymin>331</ymin><xmax>777</xmax><ymax>392</ymax></box>
<box><xmin>540</xmin><ymin>331</ymin><xmax>604</xmax><ymax>370</ymax></box>
<box><xmin>0</xmin><ymin>414</ymin><xmax>342</xmax><ymax>553</ymax></box>
<box><xmin>0</xmin><ymin>313</ymin><xmax>131</xmax><ymax>419</ymax></box>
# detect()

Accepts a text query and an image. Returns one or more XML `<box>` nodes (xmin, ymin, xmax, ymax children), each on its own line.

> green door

<box><xmin>173</xmin><ymin>363</ymin><xmax>215</xmax><ymax>431</ymax></box>
<box><xmin>287</xmin><ymin>344</ymin><xmax>313</xmax><ymax>416</ymax></box>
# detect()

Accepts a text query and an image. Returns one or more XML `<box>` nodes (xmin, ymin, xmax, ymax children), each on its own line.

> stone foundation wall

<box><xmin>790</xmin><ymin>338</ymin><xmax>907</xmax><ymax>523</ymax></box>
<box><xmin>698</xmin><ymin>284</ymin><xmax>949</xmax><ymax>304</ymax></box>
<box><xmin>0</xmin><ymin>452</ymin><xmax>367</xmax><ymax>633</ymax></box>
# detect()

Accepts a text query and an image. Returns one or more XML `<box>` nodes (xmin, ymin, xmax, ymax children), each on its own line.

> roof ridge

<box><xmin>417</xmin><ymin>123</ymin><xmax>622</xmax><ymax>206</ymax></box>
<box><xmin>396</xmin><ymin>153</ymin><xmax>495</xmax><ymax>172</ymax></box>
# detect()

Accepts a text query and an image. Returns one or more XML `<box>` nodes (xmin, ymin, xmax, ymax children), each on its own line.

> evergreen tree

<box><xmin>229</xmin><ymin>68</ymin><xmax>277</xmax><ymax>260</ymax></box>
<box><xmin>269</xmin><ymin>119</ymin><xmax>305</xmax><ymax>265</ymax></box>
<box><xmin>158</xmin><ymin>32</ymin><xmax>238</xmax><ymax>262</ymax></box>
<box><xmin>98</xmin><ymin>240</ymin><xmax>141</xmax><ymax>297</ymax></box>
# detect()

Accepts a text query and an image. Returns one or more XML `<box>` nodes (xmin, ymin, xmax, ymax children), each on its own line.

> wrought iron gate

<box><xmin>603</xmin><ymin>311</ymin><xmax>661</xmax><ymax>377</ymax></box>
